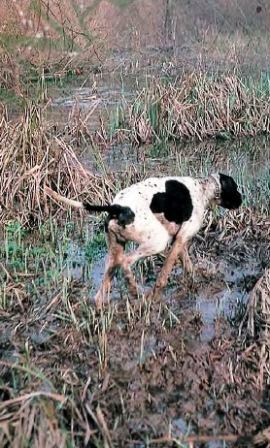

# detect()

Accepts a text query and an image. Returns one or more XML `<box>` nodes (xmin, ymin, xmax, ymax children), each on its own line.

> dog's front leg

<box><xmin>179</xmin><ymin>243</ymin><xmax>193</xmax><ymax>275</ymax></box>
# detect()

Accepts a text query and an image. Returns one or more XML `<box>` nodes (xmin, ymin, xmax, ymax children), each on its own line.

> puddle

<box><xmin>1</xmin><ymin>350</ymin><xmax>20</xmax><ymax>363</ymax></box>
<box><xmin>223</xmin><ymin>263</ymin><xmax>260</xmax><ymax>284</ymax></box>
<box><xmin>62</xmin><ymin>232</ymin><xmax>262</xmax><ymax>344</ymax></box>
<box><xmin>29</xmin><ymin>330</ymin><xmax>52</xmax><ymax>345</ymax></box>
<box><xmin>195</xmin><ymin>290</ymin><xmax>247</xmax><ymax>342</ymax></box>
<box><xmin>63</xmin><ymin>239</ymin><xmax>106</xmax><ymax>293</ymax></box>
<box><xmin>50</xmin><ymin>49</ymin><xmax>168</xmax><ymax>114</ymax></box>
<box><xmin>172</xmin><ymin>416</ymin><xmax>189</xmax><ymax>436</ymax></box>
<box><xmin>50</xmin><ymin>71</ymin><xmax>137</xmax><ymax>131</ymax></box>
<box><xmin>172</xmin><ymin>418</ymin><xmax>226</xmax><ymax>448</ymax></box>
<box><xmin>91</xmin><ymin>256</ymin><xmax>107</xmax><ymax>291</ymax></box>
<box><xmin>53</xmin><ymin>88</ymin><xmax>100</xmax><ymax>108</ymax></box>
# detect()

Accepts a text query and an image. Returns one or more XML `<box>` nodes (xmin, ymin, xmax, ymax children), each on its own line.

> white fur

<box><xmin>111</xmin><ymin>176</ymin><xmax>217</xmax><ymax>250</ymax></box>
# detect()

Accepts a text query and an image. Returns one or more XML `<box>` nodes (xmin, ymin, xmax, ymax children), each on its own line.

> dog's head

<box><xmin>217</xmin><ymin>173</ymin><xmax>242</xmax><ymax>209</ymax></box>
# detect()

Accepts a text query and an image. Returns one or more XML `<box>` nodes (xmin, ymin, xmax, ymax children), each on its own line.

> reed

<box><xmin>0</xmin><ymin>101</ymin><xmax>113</xmax><ymax>225</ymax></box>
<box><xmin>112</xmin><ymin>72</ymin><xmax>270</xmax><ymax>143</ymax></box>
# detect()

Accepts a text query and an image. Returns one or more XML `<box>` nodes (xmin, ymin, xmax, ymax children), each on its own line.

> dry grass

<box><xmin>0</xmin><ymin>34</ymin><xmax>269</xmax><ymax>448</ymax></box>
<box><xmin>0</xmin><ymin>102</ymin><xmax>114</xmax><ymax>225</ymax></box>
<box><xmin>118</xmin><ymin>73</ymin><xmax>270</xmax><ymax>144</ymax></box>
<box><xmin>0</xmin><ymin>135</ymin><xmax>269</xmax><ymax>446</ymax></box>
<box><xmin>1</xmin><ymin>0</ymin><xmax>270</xmax><ymax>102</ymax></box>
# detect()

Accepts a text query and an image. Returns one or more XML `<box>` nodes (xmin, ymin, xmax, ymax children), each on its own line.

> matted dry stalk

<box><xmin>0</xmin><ymin>102</ymin><xmax>113</xmax><ymax>225</ymax></box>
<box><xmin>239</xmin><ymin>269</ymin><xmax>270</xmax><ymax>389</ymax></box>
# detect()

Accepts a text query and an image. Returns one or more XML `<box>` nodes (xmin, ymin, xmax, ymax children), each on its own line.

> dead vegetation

<box><xmin>0</xmin><ymin>147</ymin><xmax>269</xmax><ymax>447</ymax></box>
<box><xmin>0</xmin><ymin>109</ymin><xmax>269</xmax><ymax>445</ymax></box>
<box><xmin>118</xmin><ymin>73</ymin><xmax>270</xmax><ymax>144</ymax></box>
<box><xmin>1</xmin><ymin>0</ymin><xmax>270</xmax><ymax>104</ymax></box>
<box><xmin>230</xmin><ymin>268</ymin><xmax>270</xmax><ymax>447</ymax></box>
<box><xmin>0</xmin><ymin>2</ymin><xmax>270</xmax><ymax>447</ymax></box>
<box><xmin>0</xmin><ymin>102</ymin><xmax>113</xmax><ymax>226</ymax></box>
<box><xmin>239</xmin><ymin>268</ymin><xmax>270</xmax><ymax>389</ymax></box>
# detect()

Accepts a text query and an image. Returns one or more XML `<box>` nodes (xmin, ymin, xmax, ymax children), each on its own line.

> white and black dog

<box><xmin>45</xmin><ymin>173</ymin><xmax>242</xmax><ymax>307</ymax></box>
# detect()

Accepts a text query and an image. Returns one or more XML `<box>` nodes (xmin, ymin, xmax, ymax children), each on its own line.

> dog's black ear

<box><xmin>219</xmin><ymin>173</ymin><xmax>242</xmax><ymax>209</ymax></box>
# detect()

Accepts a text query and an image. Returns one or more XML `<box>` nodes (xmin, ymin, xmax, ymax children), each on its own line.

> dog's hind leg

<box><xmin>122</xmin><ymin>236</ymin><xmax>169</xmax><ymax>298</ymax></box>
<box><xmin>94</xmin><ymin>230</ymin><xmax>124</xmax><ymax>308</ymax></box>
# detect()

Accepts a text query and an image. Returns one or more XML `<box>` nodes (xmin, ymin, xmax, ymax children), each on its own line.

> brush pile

<box><xmin>0</xmin><ymin>102</ymin><xmax>111</xmax><ymax>226</ymax></box>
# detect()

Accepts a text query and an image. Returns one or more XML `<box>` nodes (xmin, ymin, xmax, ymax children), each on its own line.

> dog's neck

<box><xmin>199</xmin><ymin>174</ymin><xmax>221</xmax><ymax>207</ymax></box>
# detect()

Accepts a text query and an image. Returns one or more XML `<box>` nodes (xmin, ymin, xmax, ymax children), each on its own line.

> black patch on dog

<box><xmin>110</xmin><ymin>205</ymin><xmax>135</xmax><ymax>227</ymax></box>
<box><xmin>219</xmin><ymin>174</ymin><xmax>242</xmax><ymax>209</ymax></box>
<box><xmin>150</xmin><ymin>179</ymin><xmax>193</xmax><ymax>224</ymax></box>
<box><xmin>84</xmin><ymin>203</ymin><xmax>135</xmax><ymax>228</ymax></box>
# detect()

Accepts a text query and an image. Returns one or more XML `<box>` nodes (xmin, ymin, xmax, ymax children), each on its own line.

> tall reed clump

<box><xmin>123</xmin><ymin>72</ymin><xmax>270</xmax><ymax>143</ymax></box>
<box><xmin>0</xmin><ymin>102</ymin><xmax>111</xmax><ymax>226</ymax></box>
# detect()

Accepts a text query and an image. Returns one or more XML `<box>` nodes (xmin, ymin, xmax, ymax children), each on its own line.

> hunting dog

<box><xmin>45</xmin><ymin>173</ymin><xmax>242</xmax><ymax>307</ymax></box>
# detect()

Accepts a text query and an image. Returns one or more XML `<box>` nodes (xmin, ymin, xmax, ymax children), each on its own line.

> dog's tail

<box><xmin>44</xmin><ymin>186</ymin><xmax>135</xmax><ymax>225</ymax></box>
<box><xmin>44</xmin><ymin>186</ymin><xmax>113</xmax><ymax>211</ymax></box>
<box><xmin>44</xmin><ymin>186</ymin><xmax>85</xmax><ymax>209</ymax></box>
<box><xmin>82</xmin><ymin>202</ymin><xmax>112</xmax><ymax>212</ymax></box>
